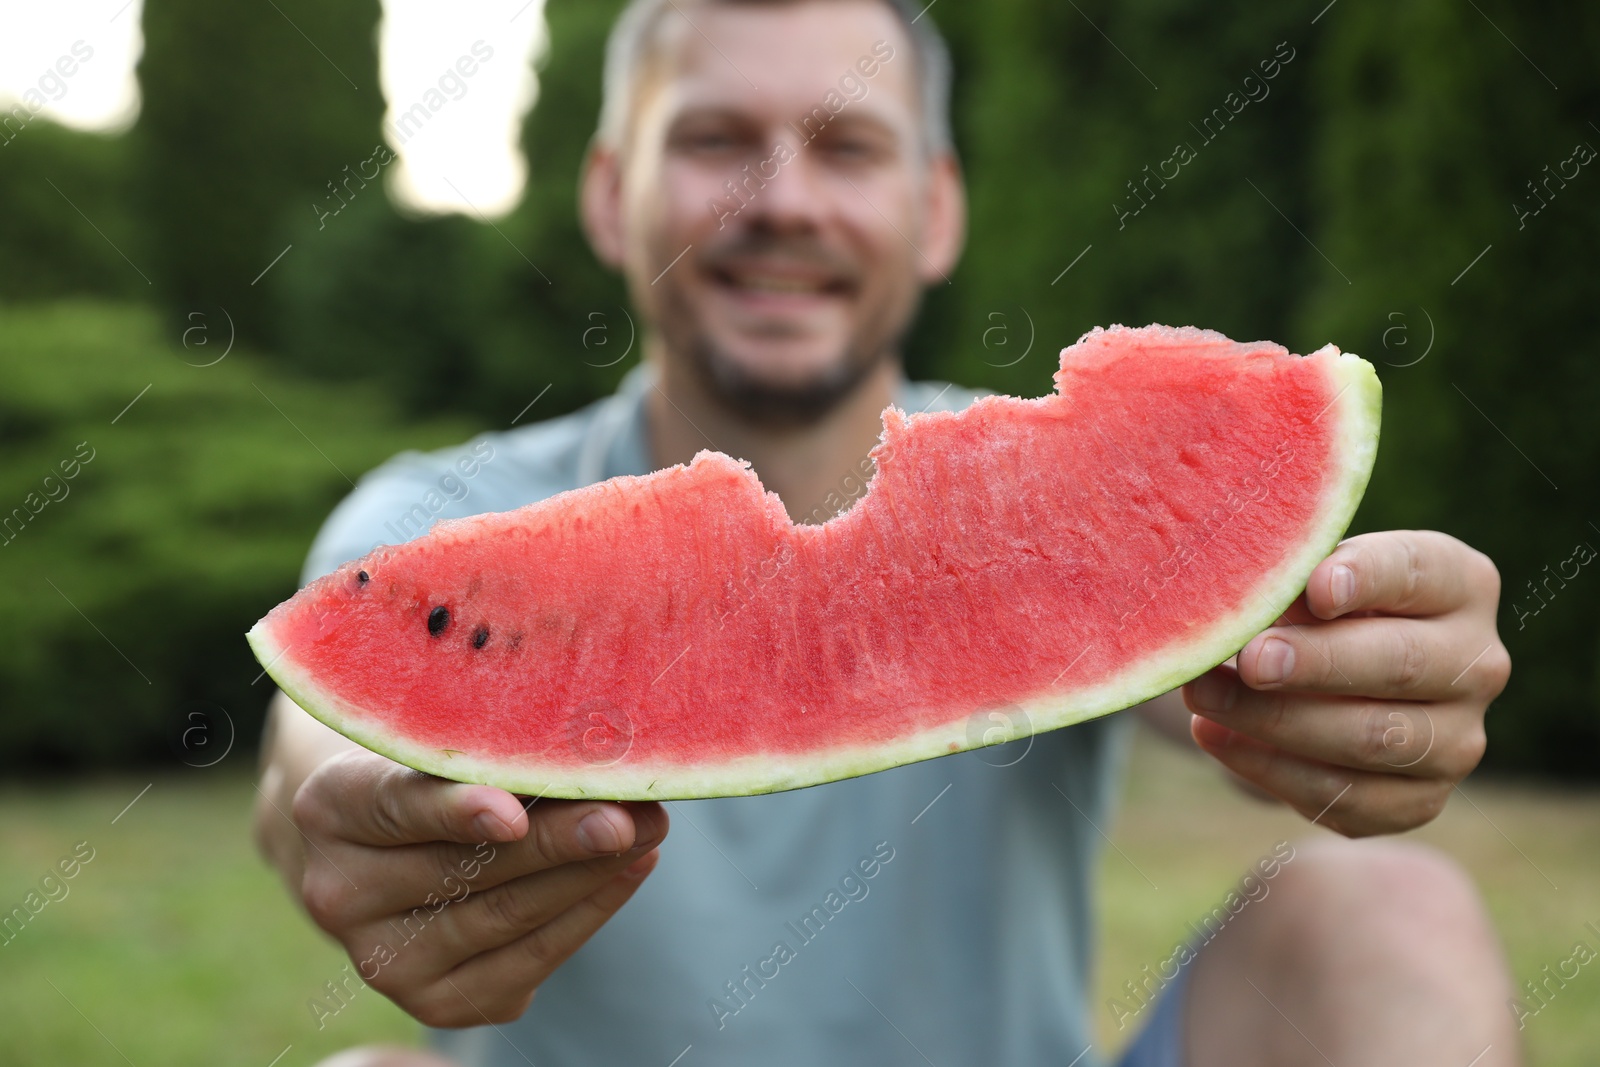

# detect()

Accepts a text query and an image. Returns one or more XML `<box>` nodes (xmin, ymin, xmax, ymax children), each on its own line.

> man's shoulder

<box><xmin>298</xmin><ymin>395</ymin><xmax>606</xmax><ymax>583</ymax></box>
<box><xmin>897</xmin><ymin>375</ymin><xmax>993</xmax><ymax>416</ymax></box>
<box><xmin>300</xmin><ymin>371</ymin><xmax>989</xmax><ymax>582</ymax></box>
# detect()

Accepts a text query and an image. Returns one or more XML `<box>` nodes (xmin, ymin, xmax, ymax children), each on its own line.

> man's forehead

<box><xmin>651</xmin><ymin>1</ymin><xmax>916</xmax><ymax>119</ymax></box>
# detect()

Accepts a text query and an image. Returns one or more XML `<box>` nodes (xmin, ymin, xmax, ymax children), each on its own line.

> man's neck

<box><xmin>643</xmin><ymin>343</ymin><xmax>903</xmax><ymax>524</ymax></box>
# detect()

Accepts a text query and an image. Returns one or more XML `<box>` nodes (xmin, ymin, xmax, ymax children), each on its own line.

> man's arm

<box><xmin>1135</xmin><ymin>686</ymin><xmax>1204</xmax><ymax>748</ymax></box>
<box><xmin>1135</xmin><ymin>676</ymin><xmax>1285</xmax><ymax>804</ymax></box>
<box><xmin>254</xmin><ymin>692</ymin><xmax>366</xmax><ymax>891</ymax></box>
<box><xmin>254</xmin><ymin>692</ymin><xmax>670</xmax><ymax>1027</ymax></box>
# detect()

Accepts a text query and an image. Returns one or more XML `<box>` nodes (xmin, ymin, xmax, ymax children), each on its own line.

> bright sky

<box><xmin>378</xmin><ymin>0</ymin><xmax>547</xmax><ymax>217</ymax></box>
<box><xmin>0</xmin><ymin>0</ymin><xmax>547</xmax><ymax>218</ymax></box>
<box><xmin>0</xmin><ymin>1</ymin><xmax>144</xmax><ymax>133</ymax></box>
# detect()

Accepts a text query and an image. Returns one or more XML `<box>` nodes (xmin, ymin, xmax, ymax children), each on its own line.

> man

<box><xmin>257</xmin><ymin>1</ymin><xmax>1518</xmax><ymax>1064</ymax></box>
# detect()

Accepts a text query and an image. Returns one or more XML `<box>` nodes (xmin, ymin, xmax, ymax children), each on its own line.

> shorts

<box><xmin>1113</xmin><ymin>950</ymin><xmax>1193</xmax><ymax>1067</ymax></box>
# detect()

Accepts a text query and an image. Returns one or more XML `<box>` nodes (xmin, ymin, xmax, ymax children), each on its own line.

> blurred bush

<box><xmin>0</xmin><ymin>301</ymin><xmax>475</xmax><ymax>770</ymax></box>
<box><xmin>0</xmin><ymin>0</ymin><xmax>1594</xmax><ymax>775</ymax></box>
<box><xmin>0</xmin><ymin>122</ymin><xmax>143</xmax><ymax>300</ymax></box>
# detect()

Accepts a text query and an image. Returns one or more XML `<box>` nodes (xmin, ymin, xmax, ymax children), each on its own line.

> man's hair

<box><xmin>596</xmin><ymin>0</ymin><xmax>953</xmax><ymax>155</ymax></box>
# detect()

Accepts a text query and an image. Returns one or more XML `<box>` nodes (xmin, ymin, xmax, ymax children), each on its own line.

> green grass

<box><xmin>0</xmin><ymin>768</ymin><xmax>418</xmax><ymax>1064</ymax></box>
<box><xmin>2</xmin><ymin>736</ymin><xmax>1595</xmax><ymax>1065</ymax></box>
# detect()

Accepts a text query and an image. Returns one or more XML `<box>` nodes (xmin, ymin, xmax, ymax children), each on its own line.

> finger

<box><xmin>1268</xmin><ymin>597</ymin><xmax>1392</xmax><ymax>628</ymax></box>
<box><xmin>295</xmin><ymin>749</ymin><xmax>529</xmax><ymax>848</ymax></box>
<box><xmin>449</xmin><ymin>800</ymin><xmax>666</xmax><ymax>889</ymax></box>
<box><xmin>310</xmin><ymin>801</ymin><xmax>668</xmax><ymax>923</ymax></box>
<box><xmin>406</xmin><ymin>850</ymin><xmax>662</xmax><ymax>1028</ymax></box>
<box><xmin>1304</xmin><ymin>530</ymin><xmax>1493</xmax><ymax>620</ymax></box>
<box><xmin>1235</xmin><ymin>616</ymin><xmax>1478</xmax><ymax>700</ymax></box>
<box><xmin>1269</xmin><ymin>593</ymin><xmax>1320</xmax><ymax>627</ymax></box>
<box><xmin>1190</xmin><ymin>717</ymin><xmax>1452</xmax><ymax>837</ymax></box>
<box><xmin>364</xmin><ymin>846</ymin><xmax>658</xmax><ymax>981</ymax></box>
<box><xmin>359</xmin><ymin>808</ymin><xmax>668</xmax><ymax>971</ymax></box>
<box><xmin>1184</xmin><ymin>667</ymin><xmax>1484</xmax><ymax>780</ymax></box>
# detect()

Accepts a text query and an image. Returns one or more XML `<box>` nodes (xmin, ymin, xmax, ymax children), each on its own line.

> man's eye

<box><xmin>680</xmin><ymin>132</ymin><xmax>739</xmax><ymax>152</ymax></box>
<box><xmin>824</xmin><ymin>139</ymin><xmax>877</xmax><ymax>160</ymax></box>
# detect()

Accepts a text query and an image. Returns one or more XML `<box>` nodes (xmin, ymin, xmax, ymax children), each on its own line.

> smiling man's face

<box><xmin>583</xmin><ymin>0</ymin><xmax>963</xmax><ymax>425</ymax></box>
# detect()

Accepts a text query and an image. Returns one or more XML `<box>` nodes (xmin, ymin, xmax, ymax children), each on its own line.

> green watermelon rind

<box><xmin>249</xmin><ymin>348</ymin><xmax>1381</xmax><ymax>800</ymax></box>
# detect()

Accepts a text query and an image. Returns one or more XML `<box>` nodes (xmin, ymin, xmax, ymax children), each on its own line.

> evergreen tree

<box><xmin>133</xmin><ymin>0</ymin><xmax>383</xmax><ymax>337</ymax></box>
<box><xmin>1299</xmin><ymin>0</ymin><xmax>1600</xmax><ymax>774</ymax></box>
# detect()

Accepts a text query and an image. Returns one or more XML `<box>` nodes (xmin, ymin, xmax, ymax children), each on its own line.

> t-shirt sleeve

<box><xmin>298</xmin><ymin>456</ymin><xmax>449</xmax><ymax>584</ymax></box>
<box><xmin>296</xmin><ymin>420</ymin><xmax>587</xmax><ymax>585</ymax></box>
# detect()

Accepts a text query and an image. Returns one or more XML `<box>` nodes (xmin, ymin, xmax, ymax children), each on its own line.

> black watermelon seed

<box><xmin>357</xmin><ymin>570</ymin><xmax>370</xmax><ymax>584</ymax></box>
<box><xmin>471</xmin><ymin>626</ymin><xmax>489</xmax><ymax>649</ymax></box>
<box><xmin>427</xmin><ymin>606</ymin><xmax>450</xmax><ymax>636</ymax></box>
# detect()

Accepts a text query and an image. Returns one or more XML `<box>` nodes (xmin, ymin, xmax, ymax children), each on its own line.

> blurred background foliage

<box><xmin>0</xmin><ymin>0</ymin><xmax>1595</xmax><ymax>776</ymax></box>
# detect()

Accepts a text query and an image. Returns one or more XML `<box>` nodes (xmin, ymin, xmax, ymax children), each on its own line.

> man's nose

<box><xmin>732</xmin><ymin>138</ymin><xmax>832</xmax><ymax>231</ymax></box>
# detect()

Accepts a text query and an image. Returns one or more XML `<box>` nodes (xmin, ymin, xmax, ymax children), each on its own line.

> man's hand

<box><xmin>1183</xmin><ymin>530</ymin><xmax>1510</xmax><ymax>837</ymax></box>
<box><xmin>292</xmin><ymin>748</ymin><xmax>667</xmax><ymax>1027</ymax></box>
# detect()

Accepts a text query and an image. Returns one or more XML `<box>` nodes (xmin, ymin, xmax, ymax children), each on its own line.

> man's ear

<box><xmin>580</xmin><ymin>141</ymin><xmax>627</xmax><ymax>270</ymax></box>
<box><xmin>916</xmin><ymin>151</ymin><xmax>966</xmax><ymax>285</ymax></box>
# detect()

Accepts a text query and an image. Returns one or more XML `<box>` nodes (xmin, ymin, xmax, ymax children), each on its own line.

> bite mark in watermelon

<box><xmin>249</xmin><ymin>325</ymin><xmax>1381</xmax><ymax>799</ymax></box>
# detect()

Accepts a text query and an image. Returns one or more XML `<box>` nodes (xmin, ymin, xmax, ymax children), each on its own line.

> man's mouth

<box><xmin>707</xmin><ymin>262</ymin><xmax>855</xmax><ymax>300</ymax></box>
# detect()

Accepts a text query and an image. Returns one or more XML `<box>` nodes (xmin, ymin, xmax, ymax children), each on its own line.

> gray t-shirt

<box><xmin>301</xmin><ymin>363</ymin><xmax>1133</xmax><ymax>1067</ymax></box>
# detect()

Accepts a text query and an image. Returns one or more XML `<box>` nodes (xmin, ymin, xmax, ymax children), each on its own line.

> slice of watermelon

<box><xmin>249</xmin><ymin>325</ymin><xmax>1380</xmax><ymax>800</ymax></box>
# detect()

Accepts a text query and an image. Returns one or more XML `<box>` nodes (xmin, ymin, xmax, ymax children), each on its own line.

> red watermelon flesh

<box><xmin>249</xmin><ymin>324</ymin><xmax>1381</xmax><ymax>799</ymax></box>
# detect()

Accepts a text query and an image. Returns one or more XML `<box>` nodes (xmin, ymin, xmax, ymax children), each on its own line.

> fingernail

<box><xmin>576</xmin><ymin>810</ymin><xmax>624</xmax><ymax>854</ymax></box>
<box><xmin>473</xmin><ymin>812</ymin><xmax>511</xmax><ymax>842</ymax></box>
<box><xmin>1190</xmin><ymin>671</ymin><xmax>1235</xmax><ymax>713</ymax></box>
<box><xmin>1255</xmin><ymin>637</ymin><xmax>1294</xmax><ymax>686</ymax></box>
<box><xmin>1331</xmin><ymin>564</ymin><xmax>1356</xmax><ymax>613</ymax></box>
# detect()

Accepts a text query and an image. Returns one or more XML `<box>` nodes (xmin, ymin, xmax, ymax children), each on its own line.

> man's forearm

<box><xmin>1134</xmin><ymin>681</ymin><xmax>1280</xmax><ymax>803</ymax></box>
<box><xmin>1134</xmin><ymin>687</ymin><xmax>1198</xmax><ymax>747</ymax></box>
<box><xmin>254</xmin><ymin>690</ymin><xmax>361</xmax><ymax>895</ymax></box>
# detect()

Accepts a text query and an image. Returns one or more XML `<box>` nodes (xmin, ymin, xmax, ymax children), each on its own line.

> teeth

<box><xmin>731</xmin><ymin>273</ymin><xmax>823</xmax><ymax>294</ymax></box>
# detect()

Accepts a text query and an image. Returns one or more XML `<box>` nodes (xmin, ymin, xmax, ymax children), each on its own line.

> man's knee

<box><xmin>309</xmin><ymin>1046</ymin><xmax>459</xmax><ymax>1067</ymax></box>
<box><xmin>1267</xmin><ymin>837</ymin><xmax>1498</xmax><ymax>967</ymax></box>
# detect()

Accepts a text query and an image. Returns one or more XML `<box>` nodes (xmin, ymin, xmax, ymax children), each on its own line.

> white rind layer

<box><xmin>249</xmin><ymin>348</ymin><xmax>1381</xmax><ymax>800</ymax></box>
